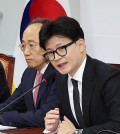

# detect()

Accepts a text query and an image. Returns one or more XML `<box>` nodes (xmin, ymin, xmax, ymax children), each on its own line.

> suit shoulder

<box><xmin>23</xmin><ymin>67</ymin><xmax>36</xmax><ymax>74</ymax></box>
<box><xmin>21</xmin><ymin>67</ymin><xmax>36</xmax><ymax>80</ymax></box>
<box><xmin>94</xmin><ymin>59</ymin><xmax>120</xmax><ymax>77</ymax></box>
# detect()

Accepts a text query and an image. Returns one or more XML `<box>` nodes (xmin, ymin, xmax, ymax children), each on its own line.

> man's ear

<box><xmin>77</xmin><ymin>38</ymin><xmax>85</xmax><ymax>52</ymax></box>
<box><xmin>77</xmin><ymin>38</ymin><xmax>85</xmax><ymax>45</ymax></box>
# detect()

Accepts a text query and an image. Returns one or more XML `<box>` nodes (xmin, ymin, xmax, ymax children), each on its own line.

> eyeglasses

<box><xmin>19</xmin><ymin>42</ymin><xmax>39</xmax><ymax>51</ymax></box>
<box><xmin>43</xmin><ymin>39</ymin><xmax>78</xmax><ymax>61</ymax></box>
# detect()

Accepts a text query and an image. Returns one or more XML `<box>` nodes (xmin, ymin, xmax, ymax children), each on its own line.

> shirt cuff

<box><xmin>43</xmin><ymin>129</ymin><xmax>57</xmax><ymax>134</ymax></box>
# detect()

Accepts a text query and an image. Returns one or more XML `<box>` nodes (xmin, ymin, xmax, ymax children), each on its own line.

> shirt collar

<box><xmin>37</xmin><ymin>64</ymin><xmax>49</xmax><ymax>74</ymax></box>
<box><xmin>68</xmin><ymin>56</ymin><xmax>87</xmax><ymax>83</ymax></box>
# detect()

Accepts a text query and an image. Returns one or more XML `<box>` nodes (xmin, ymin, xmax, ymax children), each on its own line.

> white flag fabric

<box><xmin>13</xmin><ymin>35</ymin><xmax>27</xmax><ymax>90</ymax></box>
<box><xmin>12</xmin><ymin>0</ymin><xmax>29</xmax><ymax>93</ymax></box>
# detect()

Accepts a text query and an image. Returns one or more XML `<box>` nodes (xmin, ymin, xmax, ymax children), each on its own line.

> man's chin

<box><xmin>58</xmin><ymin>69</ymin><xmax>68</xmax><ymax>75</ymax></box>
<box><xmin>27</xmin><ymin>64</ymin><xmax>34</xmax><ymax>68</ymax></box>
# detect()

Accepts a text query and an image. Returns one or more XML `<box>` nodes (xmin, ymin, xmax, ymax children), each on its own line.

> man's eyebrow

<box><xmin>46</xmin><ymin>48</ymin><xmax>54</xmax><ymax>51</ymax></box>
<box><xmin>46</xmin><ymin>42</ymin><xmax>64</xmax><ymax>51</ymax></box>
<box><xmin>28</xmin><ymin>40</ymin><xmax>37</xmax><ymax>43</ymax></box>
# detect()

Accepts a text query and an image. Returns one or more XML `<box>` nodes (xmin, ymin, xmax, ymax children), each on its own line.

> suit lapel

<box><xmin>62</xmin><ymin>76</ymin><xmax>73</xmax><ymax>116</ymax></box>
<box><xmin>82</xmin><ymin>55</ymin><xmax>95</xmax><ymax>126</ymax></box>
<box><xmin>25</xmin><ymin>69</ymin><xmax>37</xmax><ymax>109</ymax></box>
<box><xmin>36</xmin><ymin>64</ymin><xmax>55</xmax><ymax>108</ymax></box>
<box><xmin>35</xmin><ymin>83</ymin><xmax>46</xmax><ymax>107</ymax></box>
<box><xmin>58</xmin><ymin>75</ymin><xmax>79</xmax><ymax>127</ymax></box>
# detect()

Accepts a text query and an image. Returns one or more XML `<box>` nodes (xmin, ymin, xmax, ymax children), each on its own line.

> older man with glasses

<box><xmin>0</xmin><ymin>18</ymin><xmax>59</xmax><ymax>128</ymax></box>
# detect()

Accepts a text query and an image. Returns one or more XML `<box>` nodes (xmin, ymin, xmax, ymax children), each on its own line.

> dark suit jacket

<box><xmin>56</xmin><ymin>55</ymin><xmax>120</xmax><ymax>134</ymax></box>
<box><xmin>0</xmin><ymin>62</ymin><xmax>11</xmax><ymax>103</ymax></box>
<box><xmin>0</xmin><ymin>63</ymin><xmax>59</xmax><ymax>127</ymax></box>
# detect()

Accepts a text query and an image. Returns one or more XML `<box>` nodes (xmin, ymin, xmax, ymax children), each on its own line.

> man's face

<box><xmin>45</xmin><ymin>36</ymin><xmax>86</xmax><ymax>76</ymax></box>
<box><xmin>21</xmin><ymin>23</ymin><xmax>47</xmax><ymax>71</ymax></box>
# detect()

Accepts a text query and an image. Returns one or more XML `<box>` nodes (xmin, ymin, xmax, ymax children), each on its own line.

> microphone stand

<box><xmin>0</xmin><ymin>80</ymin><xmax>45</xmax><ymax>113</ymax></box>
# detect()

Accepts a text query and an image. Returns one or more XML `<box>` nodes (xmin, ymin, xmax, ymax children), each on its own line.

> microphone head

<box><xmin>42</xmin><ymin>72</ymin><xmax>56</xmax><ymax>83</ymax></box>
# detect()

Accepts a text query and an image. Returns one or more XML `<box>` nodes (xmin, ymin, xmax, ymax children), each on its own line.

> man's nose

<box><xmin>23</xmin><ymin>46</ymin><xmax>31</xmax><ymax>55</ymax></box>
<box><xmin>54</xmin><ymin>52</ymin><xmax>62</xmax><ymax>61</ymax></box>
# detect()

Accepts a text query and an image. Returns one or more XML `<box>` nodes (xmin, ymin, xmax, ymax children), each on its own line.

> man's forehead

<box><xmin>26</xmin><ymin>23</ymin><xmax>42</xmax><ymax>31</ymax></box>
<box><xmin>22</xmin><ymin>24</ymin><xmax>42</xmax><ymax>40</ymax></box>
<box><xmin>29</xmin><ymin>23</ymin><xmax>42</xmax><ymax>28</ymax></box>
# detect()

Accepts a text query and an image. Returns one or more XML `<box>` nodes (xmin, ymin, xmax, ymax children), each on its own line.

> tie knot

<box><xmin>71</xmin><ymin>78</ymin><xmax>78</xmax><ymax>85</ymax></box>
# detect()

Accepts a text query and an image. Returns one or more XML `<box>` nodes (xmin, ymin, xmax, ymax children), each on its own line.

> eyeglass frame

<box><xmin>43</xmin><ymin>39</ymin><xmax>79</xmax><ymax>61</ymax></box>
<box><xmin>19</xmin><ymin>41</ymin><xmax>39</xmax><ymax>51</ymax></box>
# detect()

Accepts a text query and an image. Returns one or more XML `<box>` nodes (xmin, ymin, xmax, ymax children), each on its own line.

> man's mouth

<box><xmin>57</xmin><ymin>62</ymin><xmax>67</xmax><ymax>68</ymax></box>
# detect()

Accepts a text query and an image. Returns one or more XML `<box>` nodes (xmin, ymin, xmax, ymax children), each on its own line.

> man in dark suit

<box><xmin>0</xmin><ymin>62</ymin><xmax>11</xmax><ymax>103</ymax></box>
<box><xmin>0</xmin><ymin>18</ymin><xmax>58</xmax><ymax>127</ymax></box>
<box><xmin>39</xmin><ymin>16</ymin><xmax>120</xmax><ymax>134</ymax></box>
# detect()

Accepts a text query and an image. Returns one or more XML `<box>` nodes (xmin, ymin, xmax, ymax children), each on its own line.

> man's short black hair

<box><xmin>39</xmin><ymin>16</ymin><xmax>84</xmax><ymax>50</ymax></box>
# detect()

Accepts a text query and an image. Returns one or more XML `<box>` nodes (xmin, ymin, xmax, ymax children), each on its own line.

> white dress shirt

<box><xmin>68</xmin><ymin>57</ymin><xmax>86</xmax><ymax>124</ymax></box>
<box><xmin>43</xmin><ymin>57</ymin><xmax>87</xmax><ymax>133</ymax></box>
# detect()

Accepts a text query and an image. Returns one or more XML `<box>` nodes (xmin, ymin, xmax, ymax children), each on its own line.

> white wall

<box><xmin>0</xmin><ymin>0</ymin><xmax>25</xmax><ymax>55</ymax></box>
<box><xmin>80</xmin><ymin>0</ymin><xmax>120</xmax><ymax>63</ymax></box>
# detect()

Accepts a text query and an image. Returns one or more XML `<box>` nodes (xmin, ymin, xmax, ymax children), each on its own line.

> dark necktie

<box><xmin>71</xmin><ymin>79</ymin><xmax>86</xmax><ymax>128</ymax></box>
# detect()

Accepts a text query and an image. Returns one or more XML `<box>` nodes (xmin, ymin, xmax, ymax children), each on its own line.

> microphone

<box><xmin>97</xmin><ymin>130</ymin><xmax>120</xmax><ymax>134</ymax></box>
<box><xmin>0</xmin><ymin>71</ymin><xmax>56</xmax><ymax>113</ymax></box>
